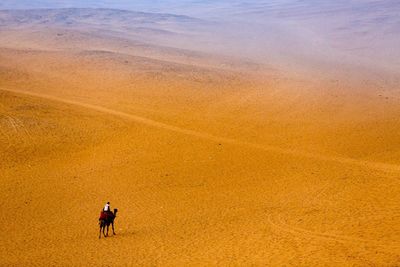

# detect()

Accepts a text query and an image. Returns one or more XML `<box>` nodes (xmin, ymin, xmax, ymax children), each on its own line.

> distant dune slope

<box><xmin>0</xmin><ymin>39</ymin><xmax>399</xmax><ymax>164</ymax></box>
<box><xmin>0</xmin><ymin>8</ymin><xmax>202</xmax><ymax>28</ymax></box>
<box><xmin>2</xmin><ymin>1</ymin><xmax>399</xmax><ymax>72</ymax></box>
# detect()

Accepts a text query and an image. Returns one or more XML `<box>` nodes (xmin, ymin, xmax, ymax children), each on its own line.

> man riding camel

<box><xmin>99</xmin><ymin>201</ymin><xmax>112</xmax><ymax>221</ymax></box>
<box><xmin>98</xmin><ymin>202</ymin><xmax>118</xmax><ymax>238</ymax></box>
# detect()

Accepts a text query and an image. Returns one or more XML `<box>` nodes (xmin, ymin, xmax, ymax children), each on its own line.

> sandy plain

<box><xmin>1</xmin><ymin>7</ymin><xmax>400</xmax><ymax>266</ymax></box>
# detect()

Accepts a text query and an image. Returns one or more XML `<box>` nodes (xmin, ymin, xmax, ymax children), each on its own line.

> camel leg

<box><xmin>111</xmin><ymin>222</ymin><xmax>116</xmax><ymax>235</ymax></box>
<box><xmin>102</xmin><ymin>222</ymin><xmax>107</xmax><ymax>238</ymax></box>
<box><xmin>106</xmin><ymin>224</ymin><xmax>109</xmax><ymax>237</ymax></box>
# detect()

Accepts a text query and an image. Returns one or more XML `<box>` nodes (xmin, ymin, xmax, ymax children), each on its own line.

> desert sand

<box><xmin>1</xmin><ymin>5</ymin><xmax>400</xmax><ymax>266</ymax></box>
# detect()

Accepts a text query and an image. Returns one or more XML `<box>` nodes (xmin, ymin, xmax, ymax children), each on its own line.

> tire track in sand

<box><xmin>267</xmin><ymin>214</ymin><xmax>400</xmax><ymax>249</ymax></box>
<box><xmin>2</xmin><ymin>87</ymin><xmax>400</xmax><ymax>174</ymax></box>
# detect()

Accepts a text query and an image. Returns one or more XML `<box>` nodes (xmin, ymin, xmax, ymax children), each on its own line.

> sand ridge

<box><xmin>3</xmin><ymin>86</ymin><xmax>400</xmax><ymax>175</ymax></box>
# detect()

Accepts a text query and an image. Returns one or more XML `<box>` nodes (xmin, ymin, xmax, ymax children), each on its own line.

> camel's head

<box><xmin>114</xmin><ymin>208</ymin><xmax>118</xmax><ymax>215</ymax></box>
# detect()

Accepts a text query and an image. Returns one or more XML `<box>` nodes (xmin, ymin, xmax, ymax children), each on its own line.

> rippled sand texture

<box><xmin>1</xmin><ymin>4</ymin><xmax>400</xmax><ymax>266</ymax></box>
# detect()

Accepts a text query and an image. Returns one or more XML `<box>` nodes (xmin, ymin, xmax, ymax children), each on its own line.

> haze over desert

<box><xmin>1</xmin><ymin>1</ymin><xmax>400</xmax><ymax>266</ymax></box>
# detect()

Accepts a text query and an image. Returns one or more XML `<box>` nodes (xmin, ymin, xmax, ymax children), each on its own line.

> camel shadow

<box><xmin>101</xmin><ymin>229</ymin><xmax>136</xmax><ymax>239</ymax></box>
<box><xmin>115</xmin><ymin>230</ymin><xmax>135</xmax><ymax>237</ymax></box>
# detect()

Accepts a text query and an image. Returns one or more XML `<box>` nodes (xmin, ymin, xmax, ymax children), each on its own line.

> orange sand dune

<box><xmin>1</xmin><ymin>8</ymin><xmax>400</xmax><ymax>266</ymax></box>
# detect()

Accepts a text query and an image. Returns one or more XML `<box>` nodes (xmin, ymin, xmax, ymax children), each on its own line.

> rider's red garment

<box><xmin>99</xmin><ymin>211</ymin><xmax>107</xmax><ymax>220</ymax></box>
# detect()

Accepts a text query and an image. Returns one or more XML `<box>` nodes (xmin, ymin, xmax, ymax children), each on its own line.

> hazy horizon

<box><xmin>1</xmin><ymin>1</ymin><xmax>399</xmax><ymax>75</ymax></box>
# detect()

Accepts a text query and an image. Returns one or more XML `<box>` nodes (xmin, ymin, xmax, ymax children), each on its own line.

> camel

<box><xmin>99</xmin><ymin>208</ymin><xmax>118</xmax><ymax>239</ymax></box>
